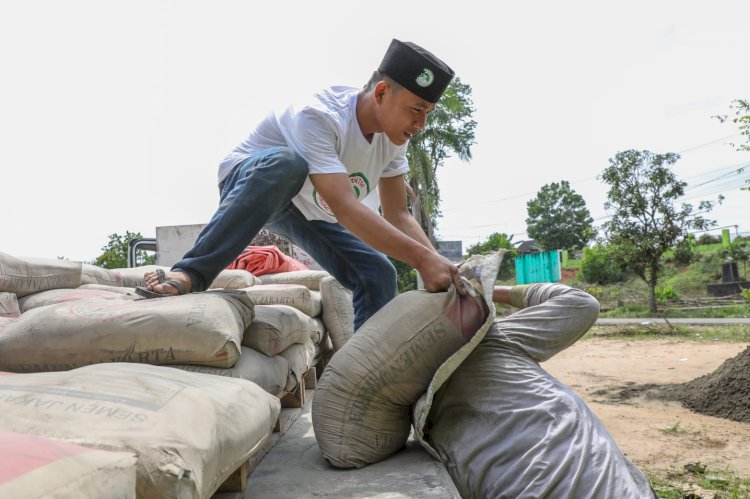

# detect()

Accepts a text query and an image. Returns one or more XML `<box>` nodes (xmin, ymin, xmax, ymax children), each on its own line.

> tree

<box><xmin>714</xmin><ymin>99</ymin><xmax>750</xmax><ymax>193</ymax></box>
<box><xmin>407</xmin><ymin>77</ymin><xmax>477</xmax><ymax>243</ymax></box>
<box><xmin>601</xmin><ymin>150</ymin><xmax>716</xmax><ymax>313</ymax></box>
<box><xmin>466</xmin><ymin>232</ymin><xmax>516</xmax><ymax>279</ymax></box>
<box><xmin>525</xmin><ymin>180</ymin><xmax>595</xmax><ymax>251</ymax></box>
<box><xmin>94</xmin><ymin>231</ymin><xmax>155</xmax><ymax>269</ymax></box>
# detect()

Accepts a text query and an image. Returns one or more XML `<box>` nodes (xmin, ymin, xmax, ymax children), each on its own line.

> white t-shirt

<box><xmin>218</xmin><ymin>86</ymin><xmax>409</xmax><ymax>223</ymax></box>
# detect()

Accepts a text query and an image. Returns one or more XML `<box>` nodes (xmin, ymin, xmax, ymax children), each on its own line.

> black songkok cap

<box><xmin>378</xmin><ymin>39</ymin><xmax>454</xmax><ymax>104</ymax></box>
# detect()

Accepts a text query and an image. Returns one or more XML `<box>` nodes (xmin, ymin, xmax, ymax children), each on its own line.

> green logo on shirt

<box><xmin>313</xmin><ymin>172</ymin><xmax>371</xmax><ymax>217</ymax></box>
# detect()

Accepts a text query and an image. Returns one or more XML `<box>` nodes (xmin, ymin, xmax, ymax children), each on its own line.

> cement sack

<box><xmin>243</xmin><ymin>304</ymin><xmax>319</xmax><ymax>356</ymax></box>
<box><xmin>312</xmin><ymin>317</ymin><xmax>326</xmax><ymax>345</ymax></box>
<box><xmin>0</xmin><ymin>431</ymin><xmax>137</xmax><ymax>499</ymax></box>
<box><xmin>424</xmin><ymin>284</ymin><xmax>655</xmax><ymax>498</ymax></box>
<box><xmin>112</xmin><ymin>265</ymin><xmax>168</xmax><ymax>288</ymax></box>
<box><xmin>278</xmin><ymin>339</ymin><xmax>315</xmax><ymax>393</ymax></box>
<box><xmin>312</xmin><ymin>252</ymin><xmax>502</xmax><ymax>468</ymax></box>
<box><xmin>79</xmin><ymin>283</ymin><xmax>140</xmax><ymax>296</ymax></box>
<box><xmin>17</xmin><ymin>287</ymin><xmax>136</xmax><ymax>313</ymax></box>
<box><xmin>113</xmin><ymin>266</ymin><xmax>260</xmax><ymax>290</ymax></box>
<box><xmin>258</xmin><ymin>270</ymin><xmax>330</xmax><ymax>290</ymax></box>
<box><xmin>319</xmin><ymin>276</ymin><xmax>354</xmax><ymax>351</ymax></box>
<box><xmin>172</xmin><ymin>346</ymin><xmax>289</xmax><ymax>396</ymax></box>
<box><xmin>80</xmin><ymin>264</ymin><xmax>124</xmax><ymax>286</ymax></box>
<box><xmin>209</xmin><ymin>269</ymin><xmax>261</xmax><ymax>289</ymax></box>
<box><xmin>0</xmin><ymin>363</ymin><xmax>281</xmax><ymax>499</ymax></box>
<box><xmin>0</xmin><ymin>291</ymin><xmax>20</xmax><ymax>318</ymax></box>
<box><xmin>0</xmin><ymin>252</ymin><xmax>82</xmax><ymax>297</ymax></box>
<box><xmin>242</xmin><ymin>284</ymin><xmax>322</xmax><ymax>317</ymax></box>
<box><xmin>0</xmin><ymin>290</ymin><xmax>252</xmax><ymax>372</ymax></box>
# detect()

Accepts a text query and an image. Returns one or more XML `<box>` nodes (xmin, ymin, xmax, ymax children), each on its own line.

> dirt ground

<box><xmin>542</xmin><ymin>337</ymin><xmax>750</xmax><ymax>479</ymax></box>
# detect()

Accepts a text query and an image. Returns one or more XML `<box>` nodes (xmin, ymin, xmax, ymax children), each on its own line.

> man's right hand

<box><xmin>417</xmin><ymin>252</ymin><xmax>466</xmax><ymax>295</ymax></box>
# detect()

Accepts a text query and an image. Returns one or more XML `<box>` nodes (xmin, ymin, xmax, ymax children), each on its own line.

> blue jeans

<box><xmin>173</xmin><ymin>146</ymin><xmax>397</xmax><ymax>330</ymax></box>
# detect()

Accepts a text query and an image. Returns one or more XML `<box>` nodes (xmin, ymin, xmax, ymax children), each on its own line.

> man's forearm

<box><xmin>385</xmin><ymin>211</ymin><xmax>435</xmax><ymax>251</ymax></box>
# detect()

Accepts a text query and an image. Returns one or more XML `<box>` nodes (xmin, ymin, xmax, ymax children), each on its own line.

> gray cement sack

<box><xmin>242</xmin><ymin>284</ymin><xmax>322</xmax><ymax>317</ymax></box>
<box><xmin>17</xmin><ymin>288</ymin><xmax>136</xmax><ymax>313</ymax></box>
<box><xmin>243</xmin><ymin>304</ymin><xmax>319</xmax><ymax>356</ymax></box>
<box><xmin>0</xmin><ymin>290</ymin><xmax>253</xmax><ymax>372</ymax></box>
<box><xmin>172</xmin><ymin>346</ymin><xmax>290</xmax><ymax>396</ymax></box>
<box><xmin>258</xmin><ymin>270</ymin><xmax>331</xmax><ymax>290</ymax></box>
<box><xmin>0</xmin><ymin>252</ymin><xmax>82</xmax><ymax>297</ymax></box>
<box><xmin>312</xmin><ymin>317</ymin><xmax>326</xmax><ymax>345</ymax></box>
<box><xmin>78</xmin><ymin>283</ymin><xmax>140</xmax><ymax>296</ymax></box>
<box><xmin>81</xmin><ymin>264</ymin><xmax>124</xmax><ymax>286</ymax></box>
<box><xmin>312</xmin><ymin>253</ymin><xmax>503</xmax><ymax>469</ymax></box>
<box><xmin>113</xmin><ymin>266</ymin><xmax>260</xmax><ymax>290</ymax></box>
<box><xmin>319</xmin><ymin>276</ymin><xmax>354</xmax><ymax>351</ymax></box>
<box><xmin>424</xmin><ymin>284</ymin><xmax>655</xmax><ymax>498</ymax></box>
<box><xmin>0</xmin><ymin>363</ymin><xmax>281</xmax><ymax>499</ymax></box>
<box><xmin>279</xmin><ymin>339</ymin><xmax>315</xmax><ymax>393</ymax></box>
<box><xmin>0</xmin><ymin>292</ymin><xmax>20</xmax><ymax>318</ymax></box>
<box><xmin>210</xmin><ymin>269</ymin><xmax>261</xmax><ymax>289</ymax></box>
<box><xmin>0</xmin><ymin>431</ymin><xmax>137</xmax><ymax>499</ymax></box>
<box><xmin>112</xmin><ymin>265</ymin><xmax>167</xmax><ymax>288</ymax></box>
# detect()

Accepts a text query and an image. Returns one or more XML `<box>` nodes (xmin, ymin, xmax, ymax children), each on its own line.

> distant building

<box><xmin>437</xmin><ymin>240</ymin><xmax>463</xmax><ymax>263</ymax></box>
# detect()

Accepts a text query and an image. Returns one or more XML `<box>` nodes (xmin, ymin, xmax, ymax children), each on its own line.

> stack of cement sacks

<box><xmin>0</xmin><ymin>250</ymin><xmax>353</xmax><ymax>498</ymax></box>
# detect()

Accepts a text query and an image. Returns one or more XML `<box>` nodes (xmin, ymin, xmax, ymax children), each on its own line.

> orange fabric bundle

<box><xmin>228</xmin><ymin>246</ymin><xmax>308</xmax><ymax>276</ymax></box>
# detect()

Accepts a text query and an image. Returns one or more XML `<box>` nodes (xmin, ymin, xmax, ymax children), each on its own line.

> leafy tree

<box><xmin>714</xmin><ymin>99</ymin><xmax>749</xmax><ymax>193</ymax></box>
<box><xmin>94</xmin><ymin>231</ymin><xmax>155</xmax><ymax>269</ymax></box>
<box><xmin>601</xmin><ymin>150</ymin><xmax>717</xmax><ymax>313</ymax></box>
<box><xmin>407</xmin><ymin>77</ymin><xmax>476</xmax><ymax>243</ymax></box>
<box><xmin>525</xmin><ymin>180</ymin><xmax>596</xmax><ymax>251</ymax></box>
<box><xmin>467</xmin><ymin>232</ymin><xmax>516</xmax><ymax>279</ymax></box>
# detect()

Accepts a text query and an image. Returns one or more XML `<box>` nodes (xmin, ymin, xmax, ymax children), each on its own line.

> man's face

<box><xmin>377</xmin><ymin>82</ymin><xmax>436</xmax><ymax>146</ymax></box>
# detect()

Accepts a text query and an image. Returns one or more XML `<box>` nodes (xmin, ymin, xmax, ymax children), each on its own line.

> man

<box><xmin>140</xmin><ymin>39</ymin><xmax>465</xmax><ymax>329</ymax></box>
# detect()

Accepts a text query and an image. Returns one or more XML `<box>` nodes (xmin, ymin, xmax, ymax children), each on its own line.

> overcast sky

<box><xmin>2</xmin><ymin>0</ymin><xmax>748</xmax><ymax>262</ymax></box>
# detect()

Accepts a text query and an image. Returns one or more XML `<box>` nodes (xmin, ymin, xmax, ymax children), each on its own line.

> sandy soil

<box><xmin>542</xmin><ymin>338</ymin><xmax>750</xmax><ymax>478</ymax></box>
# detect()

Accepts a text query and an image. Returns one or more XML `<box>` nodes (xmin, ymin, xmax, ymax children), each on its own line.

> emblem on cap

<box><xmin>415</xmin><ymin>68</ymin><xmax>434</xmax><ymax>88</ymax></box>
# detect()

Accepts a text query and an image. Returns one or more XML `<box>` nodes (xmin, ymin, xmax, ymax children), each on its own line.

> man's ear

<box><xmin>374</xmin><ymin>80</ymin><xmax>388</xmax><ymax>104</ymax></box>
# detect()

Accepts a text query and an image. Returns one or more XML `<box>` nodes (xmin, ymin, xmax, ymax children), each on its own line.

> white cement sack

<box><xmin>0</xmin><ymin>252</ymin><xmax>82</xmax><ymax>297</ymax></box>
<box><xmin>18</xmin><ymin>288</ymin><xmax>136</xmax><ymax>313</ymax></box>
<box><xmin>79</xmin><ymin>283</ymin><xmax>140</xmax><ymax>296</ymax></box>
<box><xmin>0</xmin><ymin>290</ymin><xmax>252</xmax><ymax>372</ymax></box>
<box><xmin>80</xmin><ymin>264</ymin><xmax>124</xmax><ymax>286</ymax></box>
<box><xmin>172</xmin><ymin>346</ymin><xmax>289</xmax><ymax>397</ymax></box>
<box><xmin>0</xmin><ymin>363</ymin><xmax>281</xmax><ymax>499</ymax></box>
<box><xmin>278</xmin><ymin>339</ymin><xmax>315</xmax><ymax>393</ymax></box>
<box><xmin>319</xmin><ymin>276</ymin><xmax>354</xmax><ymax>351</ymax></box>
<box><xmin>258</xmin><ymin>270</ymin><xmax>330</xmax><ymax>290</ymax></box>
<box><xmin>209</xmin><ymin>269</ymin><xmax>261</xmax><ymax>289</ymax></box>
<box><xmin>242</xmin><ymin>284</ymin><xmax>322</xmax><ymax>317</ymax></box>
<box><xmin>243</xmin><ymin>304</ymin><xmax>319</xmax><ymax>356</ymax></box>
<box><xmin>312</xmin><ymin>252</ymin><xmax>502</xmax><ymax>469</ymax></box>
<box><xmin>0</xmin><ymin>431</ymin><xmax>137</xmax><ymax>499</ymax></box>
<box><xmin>425</xmin><ymin>284</ymin><xmax>654</xmax><ymax>498</ymax></box>
<box><xmin>0</xmin><ymin>291</ymin><xmax>20</xmax><ymax>318</ymax></box>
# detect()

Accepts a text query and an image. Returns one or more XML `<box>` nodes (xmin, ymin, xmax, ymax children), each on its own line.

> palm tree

<box><xmin>406</xmin><ymin>77</ymin><xmax>477</xmax><ymax>244</ymax></box>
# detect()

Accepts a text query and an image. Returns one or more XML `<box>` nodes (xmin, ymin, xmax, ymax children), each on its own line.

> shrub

<box><xmin>655</xmin><ymin>285</ymin><xmax>678</xmax><ymax>303</ymax></box>
<box><xmin>672</xmin><ymin>237</ymin><xmax>696</xmax><ymax>265</ymax></box>
<box><xmin>580</xmin><ymin>244</ymin><xmax>625</xmax><ymax>285</ymax></box>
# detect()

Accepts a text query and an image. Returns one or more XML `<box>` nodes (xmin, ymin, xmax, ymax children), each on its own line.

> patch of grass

<box><xmin>649</xmin><ymin>464</ymin><xmax>750</xmax><ymax>499</ymax></box>
<box><xmin>584</xmin><ymin>324</ymin><xmax>750</xmax><ymax>342</ymax></box>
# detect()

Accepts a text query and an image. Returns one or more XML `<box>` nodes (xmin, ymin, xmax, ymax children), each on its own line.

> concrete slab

<box><xmin>242</xmin><ymin>394</ymin><xmax>460</xmax><ymax>499</ymax></box>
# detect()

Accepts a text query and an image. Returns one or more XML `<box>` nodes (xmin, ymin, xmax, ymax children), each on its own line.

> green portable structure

<box><xmin>515</xmin><ymin>249</ymin><xmax>561</xmax><ymax>284</ymax></box>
